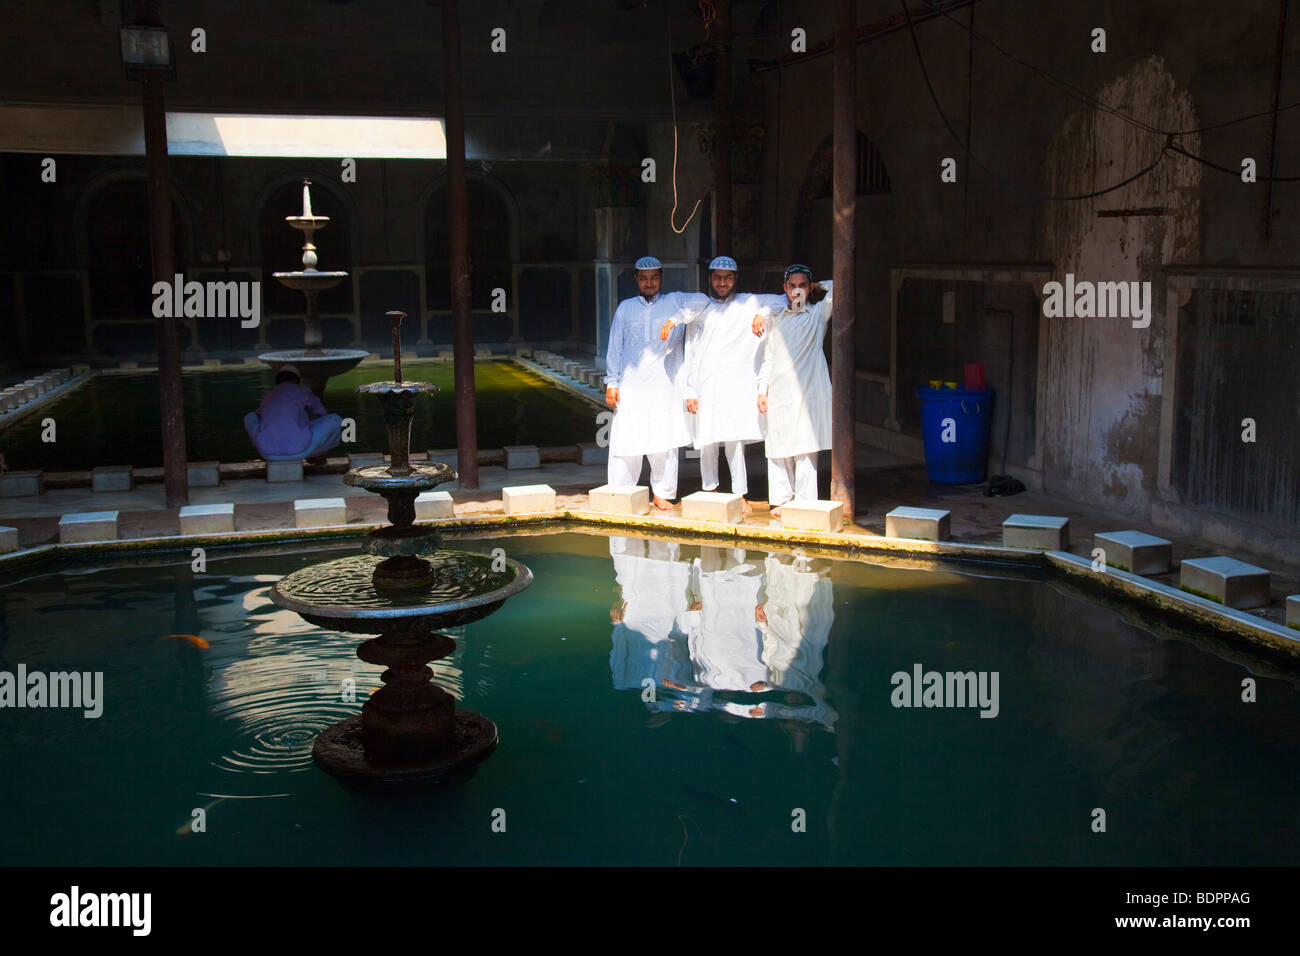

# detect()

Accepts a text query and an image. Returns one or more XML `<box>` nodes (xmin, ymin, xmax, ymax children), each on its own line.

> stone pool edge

<box><xmin>2</xmin><ymin>508</ymin><xmax>1296</xmax><ymax>661</ymax></box>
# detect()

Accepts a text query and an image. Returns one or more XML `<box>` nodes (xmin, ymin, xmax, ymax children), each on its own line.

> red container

<box><xmin>963</xmin><ymin>363</ymin><xmax>986</xmax><ymax>390</ymax></box>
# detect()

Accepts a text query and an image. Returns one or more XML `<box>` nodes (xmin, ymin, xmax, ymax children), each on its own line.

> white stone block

<box><xmin>438</xmin><ymin>350</ymin><xmax>455</xmax><ymax>361</ymax></box>
<box><xmin>266</xmin><ymin>460</ymin><xmax>304</xmax><ymax>482</ymax></box>
<box><xmin>0</xmin><ymin>526</ymin><xmax>18</xmax><ymax>553</ymax></box>
<box><xmin>1094</xmin><ymin>530</ymin><xmax>1172</xmax><ymax>575</ymax></box>
<box><xmin>504</xmin><ymin>444</ymin><xmax>540</xmax><ymax>469</ymax></box>
<box><xmin>1180</xmin><ymin>556</ymin><xmax>1271</xmax><ymax>610</ymax></box>
<box><xmin>1287</xmin><ymin>595</ymin><xmax>1299</xmax><ymax>629</ymax></box>
<box><xmin>781</xmin><ymin>499</ymin><xmax>845</xmax><ymax>532</ymax></box>
<box><xmin>587</xmin><ymin>484</ymin><xmax>650</xmax><ymax>515</ymax></box>
<box><xmin>682</xmin><ymin>490</ymin><xmax>742</xmax><ymax>524</ymax></box>
<box><xmin>92</xmin><ymin>466</ymin><xmax>134</xmax><ymax>492</ymax></box>
<box><xmin>0</xmin><ymin>471</ymin><xmax>44</xmax><ymax>497</ymax></box>
<box><xmin>179</xmin><ymin>503</ymin><xmax>235</xmax><ymax>535</ymax></box>
<box><xmin>885</xmin><ymin>506</ymin><xmax>950</xmax><ymax>540</ymax></box>
<box><xmin>59</xmin><ymin>510</ymin><xmax>119</xmax><ymax>543</ymax></box>
<box><xmin>502</xmin><ymin>484</ymin><xmax>556</xmax><ymax>514</ymax></box>
<box><xmin>475</xmin><ymin>347</ymin><xmax>493</xmax><ymax>358</ymax></box>
<box><xmin>187</xmin><ymin>461</ymin><xmax>221</xmax><ymax>488</ymax></box>
<box><xmin>294</xmin><ymin>497</ymin><xmax>348</xmax><ymax>528</ymax></box>
<box><xmin>1003</xmin><ymin>514</ymin><xmax>1070</xmax><ymax>550</ymax></box>
<box><xmin>577</xmin><ymin>442</ymin><xmax>608</xmax><ymax>465</ymax></box>
<box><xmin>415</xmin><ymin>491</ymin><xmax>454</xmax><ymax>519</ymax></box>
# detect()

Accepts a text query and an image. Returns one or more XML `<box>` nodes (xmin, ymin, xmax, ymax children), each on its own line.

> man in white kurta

<box><xmin>687</xmin><ymin>546</ymin><xmax>770</xmax><ymax>697</ymax></box>
<box><xmin>657</xmin><ymin>256</ymin><xmax>766</xmax><ymax>514</ymax></box>
<box><xmin>604</xmin><ymin>256</ymin><xmax>708</xmax><ymax>509</ymax></box>
<box><xmin>759</xmin><ymin>552</ymin><xmax>838</xmax><ymax>733</ymax></box>
<box><xmin>607</xmin><ymin>536</ymin><xmax>694</xmax><ymax>702</ymax></box>
<box><xmin>754</xmin><ymin>265</ymin><xmax>834</xmax><ymax>515</ymax></box>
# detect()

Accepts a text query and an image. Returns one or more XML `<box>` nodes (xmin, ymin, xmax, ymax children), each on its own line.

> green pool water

<box><xmin>0</xmin><ymin>361</ymin><xmax>600</xmax><ymax>472</ymax></box>
<box><xmin>0</xmin><ymin>531</ymin><xmax>1297</xmax><ymax>867</ymax></box>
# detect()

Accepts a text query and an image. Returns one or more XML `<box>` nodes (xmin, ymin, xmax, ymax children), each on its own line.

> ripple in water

<box><xmin>209</xmin><ymin>650</ymin><xmax>373</xmax><ymax>773</ymax></box>
<box><xmin>206</xmin><ymin>632</ymin><xmax>464</xmax><ymax>775</ymax></box>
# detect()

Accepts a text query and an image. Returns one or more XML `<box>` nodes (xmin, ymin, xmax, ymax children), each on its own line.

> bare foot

<box><xmin>663</xmin><ymin>679</ymin><xmax>687</xmax><ymax>690</ymax></box>
<box><xmin>749</xmin><ymin>681</ymin><xmax>771</xmax><ymax>693</ymax></box>
<box><xmin>653</xmin><ymin>495</ymin><xmax>673</xmax><ymax>510</ymax></box>
<box><xmin>770</xmin><ymin>506</ymin><xmax>782</xmax><ymax>518</ymax></box>
<box><xmin>741</xmin><ymin>497</ymin><xmax>753</xmax><ymax>515</ymax></box>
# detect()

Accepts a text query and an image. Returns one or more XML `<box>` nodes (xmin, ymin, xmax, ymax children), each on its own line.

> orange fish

<box><xmin>164</xmin><ymin>634</ymin><xmax>210</xmax><ymax>649</ymax></box>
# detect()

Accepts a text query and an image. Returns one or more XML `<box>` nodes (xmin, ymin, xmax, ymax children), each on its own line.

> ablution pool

<box><xmin>0</xmin><ymin>360</ymin><xmax>598</xmax><ymax>472</ymax></box>
<box><xmin>1</xmin><ymin>529</ymin><xmax>1297</xmax><ymax>866</ymax></box>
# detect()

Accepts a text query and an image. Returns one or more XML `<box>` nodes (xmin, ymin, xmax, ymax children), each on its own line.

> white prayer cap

<box><xmin>278</xmin><ymin>364</ymin><xmax>301</xmax><ymax>378</ymax></box>
<box><xmin>709</xmin><ymin>256</ymin><xmax>738</xmax><ymax>272</ymax></box>
<box><xmin>634</xmin><ymin>256</ymin><xmax>662</xmax><ymax>270</ymax></box>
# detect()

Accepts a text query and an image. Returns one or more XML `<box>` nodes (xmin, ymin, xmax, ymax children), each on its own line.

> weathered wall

<box><xmin>1039</xmin><ymin>55</ymin><xmax>1201</xmax><ymax>518</ymax></box>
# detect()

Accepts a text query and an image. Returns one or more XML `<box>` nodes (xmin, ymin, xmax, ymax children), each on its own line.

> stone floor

<box><xmin>2</xmin><ymin>442</ymin><xmax>1297</xmax><ymax>625</ymax></box>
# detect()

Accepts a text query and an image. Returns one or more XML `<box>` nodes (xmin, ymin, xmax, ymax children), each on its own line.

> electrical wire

<box><xmin>1167</xmin><ymin>140</ymin><xmax>1300</xmax><ymax>181</ymax></box>
<box><xmin>931</xmin><ymin>1</ymin><xmax>1300</xmax><ymax>179</ymax></box>
<box><xmin>900</xmin><ymin>0</ymin><xmax>1170</xmax><ymax>201</ymax></box>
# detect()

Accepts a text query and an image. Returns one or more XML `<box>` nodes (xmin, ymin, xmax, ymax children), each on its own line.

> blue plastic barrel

<box><xmin>915</xmin><ymin>385</ymin><xmax>994</xmax><ymax>483</ymax></box>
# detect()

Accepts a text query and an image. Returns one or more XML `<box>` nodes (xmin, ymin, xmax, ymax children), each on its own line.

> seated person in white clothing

<box><xmin>243</xmin><ymin>364</ymin><xmax>343</xmax><ymax>463</ymax></box>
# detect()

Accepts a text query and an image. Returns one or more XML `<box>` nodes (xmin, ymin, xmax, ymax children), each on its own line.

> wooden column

<box><xmin>713</xmin><ymin>0</ymin><xmax>732</xmax><ymax>255</ymax></box>
<box><xmin>138</xmin><ymin>1</ymin><xmax>188</xmax><ymax>507</ymax></box>
<box><xmin>830</xmin><ymin>0</ymin><xmax>856</xmax><ymax>519</ymax></box>
<box><xmin>442</xmin><ymin>0</ymin><xmax>478</xmax><ymax>487</ymax></box>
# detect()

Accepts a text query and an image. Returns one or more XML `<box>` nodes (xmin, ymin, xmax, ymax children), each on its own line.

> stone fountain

<box><xmin>261</xmin><ymin>180</ymin><xmax>369</xmax><ymax>399</ymax></box>
<box><xmin>270</xmin><ymin>312</ymin><xmax>532</xmax><ymax>782</ymax></box>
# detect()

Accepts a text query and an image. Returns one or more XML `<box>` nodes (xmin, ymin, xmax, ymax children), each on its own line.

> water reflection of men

<box><xmin>608</xmin><ymin>537</ymin><xmax>694</xmax><ymax>707</ymax></box>
<box><xmin>687</xmin><ymin>548</ymin><xmax>770</xmax><ymax>714</ymax></box>
<box><xmin>758</xmin><ymin>552</ymin><xmax>837</xmax><ymax>735</ymax></box>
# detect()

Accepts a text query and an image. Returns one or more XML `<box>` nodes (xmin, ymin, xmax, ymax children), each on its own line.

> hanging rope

<box><xmin>667</xmin><ymin>15</ymin><xmax>703</xmax><ymax>234</ymax></box>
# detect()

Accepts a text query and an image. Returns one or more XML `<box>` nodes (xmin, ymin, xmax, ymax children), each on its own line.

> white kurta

<box><xmin>688</xmin><ymin>551</ymin><xmax>768</xmax><ymax>692</ymax></box>
<box><xmin>604</xmin><ymin>291</ymin><xmax>709</xmax><ymax>456</ymax></box>
<box><xmin>757</xmin><ymin>281</ymin><xmax>834</xmax><ymax>459</ymax></box>
<box><xmin>681</xmin><ymin>292</ymin><xmax>769</xmax><ymax>447</ymax></box>
<box><xmin>608</xmin><ymin>537</ymin><xmax>694</xmax><ymax>691</ymax></box>
<box><xmin>760</xmin><ymin>553</ymin><xmax>837</xmax><ymax>730</ymax></box>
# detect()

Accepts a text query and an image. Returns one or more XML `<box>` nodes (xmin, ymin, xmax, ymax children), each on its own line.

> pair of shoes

<box><xmin>985</xmin><ymin>474</ymin><xmax>1026</xmax><ymax>497</ymax></box>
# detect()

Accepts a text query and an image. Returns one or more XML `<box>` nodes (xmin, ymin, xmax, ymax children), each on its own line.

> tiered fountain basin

<box><xmin>259</xmin><ymin>348</ymin><xmax>369</xmax><ymax>396</ymax></box>
<box><xmin>270</xmin><ymin>357</ymin><xmax>534</xmax><ymax>783</ymax></box>
<box><xmin>271</xmin><ymin>548</ymin><xmax>531</xmax><ymax>782</ymax></box>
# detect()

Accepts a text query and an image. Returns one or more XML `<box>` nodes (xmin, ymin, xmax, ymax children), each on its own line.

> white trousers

<box><xmin>609</xmin><ymin>449</ymin><xmax>679</xmax><ymax>500</ymax></box>
<box><xmin>767</xmin><ymin>453</ymin><xmax>817</xmax><ymax>507</ymax></box>
<box><xmin>699</xmin><ymin>441</ymin><xmax>748</xmax><ymax>496</ymax></box>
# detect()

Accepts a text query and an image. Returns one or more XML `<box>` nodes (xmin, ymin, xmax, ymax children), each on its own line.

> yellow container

<box><xmin>929</xmin><ymin>379</ymin><xmax>942</xmax><ymax>389</ymax></box>
<box><xmin>943</xmin><ymin>381</ymin><xmax>958</xmax><ymax>389</ymax></box>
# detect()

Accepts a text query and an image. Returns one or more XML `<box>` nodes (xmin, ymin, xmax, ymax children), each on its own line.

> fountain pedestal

<box><xmin>271</xmin><ymin>311</ymin><xmax>532</xmax><ymax>783</ymax></box>
<box><xmin>263</xmin><ymin>181</ymin><xmax>368</xmax><ymax>401</ymax></box>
